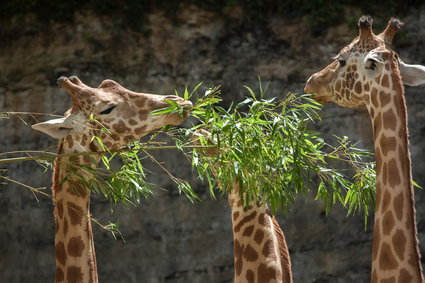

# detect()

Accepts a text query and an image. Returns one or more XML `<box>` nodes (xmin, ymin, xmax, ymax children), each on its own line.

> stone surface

<box><xmin>1</xmin><ymin>5</ymin><xmax>425</xmax><ymax>283</ymax></box>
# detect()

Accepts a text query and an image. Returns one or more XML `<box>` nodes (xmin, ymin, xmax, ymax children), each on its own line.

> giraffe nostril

<box><xmin>69</xmin><ymin>76</ymin><xmax>79</xmax><ymax>83</ymax></box>
<box><xmin>57</xmin><ymin>76</ymin><xmax>68</xmax><ymax>86</ymax></box>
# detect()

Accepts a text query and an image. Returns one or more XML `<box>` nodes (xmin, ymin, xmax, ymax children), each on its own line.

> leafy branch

<box><xmin>164</xmin><ymin>82</ymin><xmax>376</xmax><ymax>223</ymax></box>
<box><xmin>1</xmin><ymin>81</ymin><xmax>377</xmax><ymax>234</ymax></box>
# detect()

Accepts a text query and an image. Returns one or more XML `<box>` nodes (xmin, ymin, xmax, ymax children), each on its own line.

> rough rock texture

<box><xmin>1</xmin><ymin>5</ymin><xmax>425</xmax><ymax>282</ymax></box>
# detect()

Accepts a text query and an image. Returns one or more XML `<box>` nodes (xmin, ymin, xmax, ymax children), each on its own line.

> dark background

<box><xmin>1</xmin><ymin>1</ymin><xmax>425</xmax><ymax>282</ymax></box>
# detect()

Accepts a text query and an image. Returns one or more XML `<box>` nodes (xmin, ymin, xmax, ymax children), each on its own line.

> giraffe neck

<box><xmin>229</xmin><ymin>187</ymin><xmax>292</xmax><ymax>283</ymax></box>
<box><xmin>52</xmin><ymin>144</ymin><xmax>98</xmax><ymax>283</ymax></box>
<box><xmin>366</xmin><ymin>57</ymin><xmax>423</xmax><ymax>282</ymax></box>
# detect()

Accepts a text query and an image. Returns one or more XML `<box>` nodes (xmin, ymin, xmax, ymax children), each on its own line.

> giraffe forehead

<box><xmin>349</xmin><ymin>34</ymin><xmax>385</xmax><ymax>52</ymax></box>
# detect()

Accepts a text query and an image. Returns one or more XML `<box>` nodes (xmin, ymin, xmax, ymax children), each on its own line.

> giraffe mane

<box><xmin>269</xmin><ymin>210</ymin><xmax>292</xmax><ymax>283</ymax></box>
<box><xmin>390</xmin><ymin>53</ymin><xmax>424</xmax><ymax>278</ymax></box>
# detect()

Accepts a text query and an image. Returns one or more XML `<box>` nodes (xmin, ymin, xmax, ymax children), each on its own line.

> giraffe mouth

<box><xmin>311</xmin><ymin>94</ymin><xmax>329</xmax><ymax>105</ymax></box>
<box><xmin>304</xmin><ymin>85</ymin><xmax>328</xmax><ymax>105</ymax></box>
<box><xmin>179</xmin><ymin>101</ymin><xmax>194</xmax><ymax>116</ymax></box>
<box><xmin>180</xmin><ymin>101</ymin><xmax>193</xmax><ymax>109</ymax></box>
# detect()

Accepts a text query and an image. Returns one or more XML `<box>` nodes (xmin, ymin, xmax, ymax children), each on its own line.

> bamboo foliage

<box><xmin>1</xmin><ymin>81</ymin><xmax>377</xmax><ymax>230</ymax></box>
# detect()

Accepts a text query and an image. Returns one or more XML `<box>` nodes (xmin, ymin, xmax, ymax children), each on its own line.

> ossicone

<box><xmin>358</xmin><ymin>15</ymin><xmax>374</xmax><ymax>40</ymax></box>
<box><xmin>378</xmin><ymin>18</ymin><xmax>404</xmax><ymax>44</ymax></box>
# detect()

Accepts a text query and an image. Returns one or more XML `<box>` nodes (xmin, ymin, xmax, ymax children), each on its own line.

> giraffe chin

<box><xmin>166</xmin><ymin>110</ymin><xmax>191</xmax><ymax>125</ymax></box>
<box><xmin>312</xmin><ymin>95</ymin><xmax>329</xmax><ymax>105</ymax></box>
<box><xmin>305</xmin><ymin>90</ymin><xmax>329</xmax><ymax>105</ymax></box>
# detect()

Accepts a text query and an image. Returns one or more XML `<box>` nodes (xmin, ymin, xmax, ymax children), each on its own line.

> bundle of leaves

<box><xmin>155</xmin><ymin>82</ymin><xmax>376</xmax><ymax>222</ymax></box>
<box><xmin>0</xmin><ymin>82</ymin><xmax>376</xmax><ymax>225</ymax></box>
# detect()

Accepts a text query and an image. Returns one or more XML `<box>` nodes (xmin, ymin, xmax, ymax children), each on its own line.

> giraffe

<box><xmin>32</xmin><ymin>76</ymin><xmax>192</xmax><ymax>283</ymax></box>
<box><xmin>192</xmin><ymin>130</ymin><xmax>292</xmax><ymax>283</ymax></box>
<box><xmin>304</xmin><ymin>16</ymin><xmax>425</xmax><ymax>282</ymax></box>
<box><xmin>228</xmin><ymin>187</ymin><xmax>292</xmax><ymax>283</ymax></box>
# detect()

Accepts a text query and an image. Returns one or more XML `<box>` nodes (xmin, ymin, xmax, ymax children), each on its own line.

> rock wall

<box><xmin>1</xmin><ymin>4</ymin><xmax>425</xmax><ymax>282</ymax></box>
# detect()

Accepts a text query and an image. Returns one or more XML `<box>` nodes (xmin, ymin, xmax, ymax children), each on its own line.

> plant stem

<box><xmin>0</xmin><ymin>145</ymin><xmax>218</xmax><ymax>165</ymax></box>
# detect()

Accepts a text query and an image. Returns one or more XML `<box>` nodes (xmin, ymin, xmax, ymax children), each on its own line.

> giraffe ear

<box><xmin>364</xmin><ymin>52</ymin><xmax>384</xmax><ymax>79</ymax></box>
<box><xmin>398</xmin><ymin>58</ymin><xmax>425</xmax><ymax>86</ymax></box>
<box><xmin>32</xmin><ymin>117</ymin><xmax>73</xmax><ymax>139</ymax></box>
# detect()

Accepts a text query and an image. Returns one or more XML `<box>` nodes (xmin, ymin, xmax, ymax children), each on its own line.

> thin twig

<box><xmin>0</xmin><ymin>145</ymin><xmax>219</xmax><ymax>165</ymax></box>
<box><xmin>0</xmin><ymin>175</ymin><xmax>50</xmax><ymax>198</ymax></box>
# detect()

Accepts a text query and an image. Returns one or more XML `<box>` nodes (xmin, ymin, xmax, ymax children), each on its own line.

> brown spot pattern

<box><xmin>382</xmin><ymin>162</ymin><xmax>388</xmax><ymax>186</ymax></box>
<box><xmin>364</xmin><ymin>82</ymin><xmax>370</xmax><ymax>92</ymax></box>
<box><xmin>382</xmin><ymin>211</ymin><xmax>395</xmax><ymax>235</ymax></box>
<box><xmin>379</xmin><ymin>135</ymin><xmax>396</xmax><ymax>156</ymax></box>
<box><xmin>398</xmin><ymin>268</ymin><xmax>413</xmax><ymax>282</ymax></box>
<box><xmin>354</xmin><ymin>81</ymin><xmax>362</xmax><ymax>94</ymax></box>
<box><xmin>257</xmin><ymin>263</ymin><xmax>277</xmax><ymax>283</ymax></box>
<box><xmin>262</xmin><ymin>240</ymin><xmax>276</xmax><ymax>260</ymax></box>
<box><xmin>385</xmin><ymin>63</ymin><xmax>390</xmax><ymax>71</ymax></box>
<box><xmin>234</xmin><ymin>211</ymin><xmax>257</xmax><ymax>233</ymax></box>
<box><xmin>67</xmin><ymin>266</ymin><xmax>83</xmax><ymax>283</ymax></box>
<box><xmin>82</xmin><ymin>155</ymin><xmax>91</xmax><ymax>164</ymax></box>
<box><xmin>379</xmin><ymin>242</ymin><xmax>398</xmax><ymax>270</ymax></box>
<box><xmin>373</xmin><ymin>114</ymin><xmax>382</xmax><ymax>138</ymax></box>
<box><xmin>243</xmin><ymin>225</ymin><xmax>255</xmax><ymax>237</ymax></box>
<box><xmin>135</xmin><ymin>99</ymin><xmax>146</xmax><ymax>108</ymax></box>
<box><xmin>233</xmin><ymin>211</ymin><xmax>240</xmax><ymax>221</ymax></box>
<box><xmin>398</xmin><ymin>145</ymin><xmax>408</xmax><ymax>180</ymax></box>
<box><xmin>88</xmin><ymin>141</ymin><xmax>97</xmax><ymax>152</ymax></box>
<box><xmin>258</xmin><ymin>213</ymin><xmax>266</xmax><ymax>226</ymax></box>
<box><xmin>67</xmin><ymin>184</ymin><xmax>87</xmax><ymax>198</ymax></box>
<box><xmin>138</xmin><ymin>110</ymin><xmax>149</xmax><ymax>121</ymax></box>
<box><xmin>393</xmin><ymin>192</ymin><xmax>404</xmax><ymax>221</ymax></box>
<box><xmin>243</xmin><ymin>205</ymin><xmax>253</xmax><ymax>212</ymax></box>
<box><xmin>335</xmin><ymin>80</ymin><xmax>341</xmax><ymax>92</ymax></box>
<box><xmin>381</xmin><ymin>191</ymin><xmax>391</xmax><ymax>213</ymax></box>
<box><xmin>244</xmin><ymin>244</ymin><xmax>259</xmax><ymax>262</ymax></box>
<box><xmin>112</xmin><ymin>120</ymin><xmax>131</xmax><ymax>134</ymax></box>
<box><xmin>135</xmin><ymin>126</ymin><xmax>147</xmax><ymax>135</ymax></box>
<box><xmin>56</xmin><ymin>267</ymin><xmax>65</xmax><ymax>282</ymax></box>
<box><xmin>381</xmin><ymin>277</ymin><xmax>395</xmax><ymax>283</ymax></box>
<box><xmin>382</xmin><ymin>109</ymin><xmax>397</xmax><ymax>130</ymax></box>
<box><xmin>381</xmin><ymin>74</ymin><xmax>390</xmax><ymax>88</ymax></box>
<box><xmin>392</xmin><ymin>229</ymin><xmax>406</xmax><ymax>261</ymax></box>
<box><xmin>371</xmin><ymin>88</ymin><xmax>379</xmax><ymax>107</ymax></box>
<box><xmin>65</xmin><ymin>135</ymin><xmax>74</xmax><ymax>149</ymax></box>
<box><xmin>387</xmin><ymin>159</ymin><xmax>401</xmax><ymax>187</ymax></box>
<box><xmin>380</xmin><ymin>90</ymin><xmax>391</xmax><ymax>106</ymax></box>
<box><xmin>64</xmin><ymin>218</ymin><xmax>69</xmax><ymax>237</ymax></box>
<box><xmin>246</xmin><ymin>269</ymin><xmax>255</xmax><ymax>283</ymax></box>
<box><xmin>68</xmin><ymin>202</ymin><xmax>84</xmax><ymax>226</ymax></box>
<box><xmin>254</xmin><ymin>229</ymin><xmax>264</xmax><ymax>245</ymax></box>
<box><xmin>56</xmin><ymin>241</ymin><xmax>67</xmax><ymax>266</ymax></box>
<box><xmin>67</xmin><ymin>236</ymin><xmax>86</xmax><ymax>257</ymax></box>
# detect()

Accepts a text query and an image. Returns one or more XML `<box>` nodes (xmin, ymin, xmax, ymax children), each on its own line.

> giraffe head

<box><xmin>304</xmin><ymin>16</ymin><xmax>425</xmax><ymax>107</ymax></box>
<box><xmin>32</xmin><ymin>76</ymin><xmax>192</xmax><ymax>151</ymax></box>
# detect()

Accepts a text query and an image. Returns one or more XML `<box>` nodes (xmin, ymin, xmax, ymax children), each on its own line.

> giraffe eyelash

<box><xmin>331</xmin><ymin>54</ymin><xmax>346</xmax><ymax>67</ymax></box>
<box><xmin>99</xmin><ymin>105</ymin><xmax>117</xmax><ymax>115</ymax></box>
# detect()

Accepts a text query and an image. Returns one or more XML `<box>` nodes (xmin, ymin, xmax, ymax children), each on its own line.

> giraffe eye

<box><xmin>99</xmin><ymin>105</ymin><xmax>117</xmax><ymax>115</ymax></box>
<box><xmin>338</xmin><ymin>59</ymin><xmax>346</xmax><ymax>67</ymax></box>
